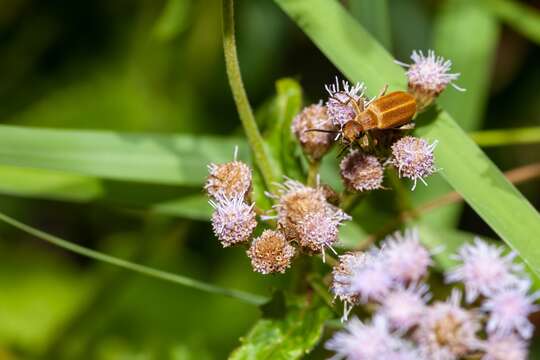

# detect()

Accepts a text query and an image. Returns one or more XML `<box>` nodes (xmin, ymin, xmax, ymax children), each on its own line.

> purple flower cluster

<box><xmin>327</xmin><ymin>232</ymin><xmax>538</xmax><ymax>360</ymax></box>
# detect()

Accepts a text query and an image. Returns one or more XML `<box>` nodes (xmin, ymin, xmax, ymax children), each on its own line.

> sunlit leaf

<box><xmin>479</xmin><ymin>0</ymin><xmax>540</xmax><ymax>44</ymax></box>
<box><xmin>229</xmin><ymin>294</ymin><xmax>331</xmax><ymax>360</ymax></box>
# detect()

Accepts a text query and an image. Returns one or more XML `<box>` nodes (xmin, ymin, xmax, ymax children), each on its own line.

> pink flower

<box><xmin>377</xmin><ymin>282</ymin><xmax>431</xmax><ymax>331</ymax></box>
<box><xmin>481</xmin><ymin>334</ymin><xmax>528</xmax><ymax>360</ymax></box>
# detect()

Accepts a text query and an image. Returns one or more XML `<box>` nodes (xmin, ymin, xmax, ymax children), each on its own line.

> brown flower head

<box><xmin>291</xmin><ymin>103</ymin><xmax>335</xmax><ymax>160</ymax></box>
<box><xmin>247</xmin><ymin>230</ymin><xmax>295</xmax><ymax>274</ymax></box>
<box><xmin>205</xmin><ymin>159</ymin><xmax>252</xmax><ymax>199</ymax></box>
<box><xmin>340</xmin><ymin>150</ymin><xmax>384</xmax><ymax>192</ymax></box>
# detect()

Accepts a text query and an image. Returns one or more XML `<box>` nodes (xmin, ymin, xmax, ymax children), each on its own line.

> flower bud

<box><xmin>291</xmin><ymin>103</ymin><xmax>334</xmax><ymax>160</ymax></box>
<box><xmin>247</xmin><ymin>229</ymin><xmax>295</xmax><ymax>274</ymax></box>
<box><xmin>340</xmin><ymin>150</ymin><xmax>384</xmax><ymax>192</ymax></box>
<box><xmin>210</xmin><ymin>195</ymin><xmax>257</xmax><ymax>247</ymax></box>
<box><xmin>205</xmin><ymin>160</ymin><xmax>252</xmax><ymax>199</ymax></box>
<box><xmin>390</xmin><ymin>136</ymin><xmax>437</xmax><ymax>190</ymax></box>
<box><xmin>396</xmin><ymin>50</ymin><xmax>464</xmax><ymax>111</ymax></box>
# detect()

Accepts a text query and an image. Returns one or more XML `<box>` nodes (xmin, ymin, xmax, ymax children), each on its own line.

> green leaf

<box><xmin>410</xmin><ymin>0</ymin><xmax>500</xmax><ymax>229</ymax></box>
<box><xmin>229</xmin><ymin>295</ymin><xmax>331</xmax><ymax>360</ymax></box>
<box><xmin>153</xmin><ymin>0</ymin><xmax>192</xmax><ymax>41</ymax></box>
<box><xmin>0</xmin><ymin>125</ymin><xmax>248</xmax><ymax>186</ymax></box>
<box><xmin>479</xmin><ymin>0</ymin><xmax>540</xmax><ymax>44</ymax></box>
<box><xmin>274</xmin><ymin>0</ymin><xmax>540</xmax><ymax>278</ymax></box>
<box><xmin>349</xmin><ymin>0</ymin><xmax>392</xmax><ymax>49</ymax></box>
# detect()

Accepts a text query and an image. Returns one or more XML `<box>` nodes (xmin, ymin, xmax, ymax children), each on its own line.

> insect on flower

<box><xmin>308</xmin><ymin>82</ymin><xmax>417</xmax><ymax>154</ymax></box>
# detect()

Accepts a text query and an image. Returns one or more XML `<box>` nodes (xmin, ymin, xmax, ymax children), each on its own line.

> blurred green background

<box><xmin>0</xmin><ymin>0</ymin><xmax>538</xmax><ymax>358</ymax></box>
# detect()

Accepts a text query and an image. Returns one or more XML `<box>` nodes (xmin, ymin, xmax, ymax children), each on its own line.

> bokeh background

<box><xmin>0</xmin><ymin>0</ymin><xmax>539</xmax><ymax>358</ymax></box>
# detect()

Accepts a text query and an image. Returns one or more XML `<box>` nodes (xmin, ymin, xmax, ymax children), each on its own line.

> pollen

<box><xmin>390</xmin><ymin>136</ymin><xmax>437</xmax><ymax>190</ymax></box>
<box><xmin>210</xmin><ymin>195</ymin><xmax>257</xmax><ymax>247</ymax></box>
<box><xmin>247</xmin><ymin>229</ymin><xmax>295</xmax><ymax>274</ymax></box>
<box><xmin>340</xmin><ymin>150</ymin><xmax>384</xmax><ymax>192</ymax></box>
<box><xmin>205</xmin><ymin>160</ymin><xmax>252</xmax><ymax>199</ymax></box>
<box><xmin>291</xmin><ymin>103</ymin><xmax>335</xmax><ymax>160</ymax></box>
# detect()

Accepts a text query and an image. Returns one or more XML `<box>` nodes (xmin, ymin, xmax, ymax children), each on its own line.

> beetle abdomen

<box><xmin>370</xmin><ymin>91</ymin><xmax>417</xmax><ymax>129</ymax></box>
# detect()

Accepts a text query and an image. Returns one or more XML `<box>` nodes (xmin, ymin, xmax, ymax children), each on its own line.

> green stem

<box><xmin>0</xmin><ymin>211</ymin><xmax>267</xmax><ymax>306</ymax></box>
<box><xmin>222</xmin><ymin>0</ymin><xmax>278</xmax><ymax>189</ymax></box>
<box><xmin>469</xmin><ymin>127</ymin><xmax>540</xmax><ymax>147</ymax></box>
<box><xmin>307</xmin><ymin>160</ymin><xmax>320</xmax><ymax>187</ymax></box>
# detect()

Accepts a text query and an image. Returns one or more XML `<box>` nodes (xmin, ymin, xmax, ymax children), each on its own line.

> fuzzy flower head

<box><xmin>205</xmin><ymin>149</ymin><xmax>252</xmax><ymax>199</ymax></box>
<box><xmin>291</xmin><ymin>103</ymin><xmax>335</xmax><ymax>160</ymax></box>
<box><xmin>415</xmin><ymin>290</ymin><xmax>482</xmax><ymax>359</ymax></box>
<box><xmin>325</xmin><ymin>315</ymin><xmax>410</xmax><ymax>360</ymax></box>
<box><xmin>390</xmin><ymin>136</ymin><xmax>437</xmax><ymax>190</ymax></box>
<box><xmin>381</xmin><ymin>228</ymin><xmax>432</xmax><ymax>283</ymax></box>
<box><xmin>446</xmin><ymin>237</ymin><xmax>524</xmax><ymax>303</ymax></box>
<box><xmin>247</xmin><ymin>229</ymin><xmax>295</xmax><ymax>274</ymax></box>
<box><xmin>482</xmin><ymin>280</ymin><xmax>540</xmax><ymax>339</ymax></box>
<box><xmin>378</xmin><ymin>283</ymin><xmax>431</xmax><ymax>331</ymax></box>
<box><xmin>325</xmin><ymin>77</ymin><xmax>366</xmax><ymax>130</ymax></box>
<box><xmin>210</xmin><ymin>195</ymin><xmax>257</xmax><ymax>247</ymax></box>
<box><xmin>332</xmin><ymin>250</ymin><xmax>393</xmax><ymax>320</ymax></box>
<box><xmin>269</xmin><ymin>179</ymin><xmax>350</xmax><ymax>259</ymax></box>
<box><xmin>340</xmin><ymin>150</ymin><xmax>384</xmax><ymax>192</ymax></box>
<box><xmin>482</xmin><ymin>334</ymin><xmax>528</xmax><ymax>360</ymax></box>
<box><xmin>396</xmin><ymin>50</ymin><xmax>464</xmax><ymax>110</ymax></box>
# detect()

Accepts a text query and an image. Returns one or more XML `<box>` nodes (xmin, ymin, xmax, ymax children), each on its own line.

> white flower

<box><xmin>325</xmin><ymin>77</ymin><xmax>366</xmax><ymax>130</ymax></box>
<box><xmin>390</xmin><ymin>136</ymin><xmax>438</xmax><ymax>190</ymax></box>
<box><xmin>415</xmin><ymin>290</ymin><xmax>482</xmax><ymax>360</ymax></box>
<box><xmin>481</xmin><ymin>334</ymin><xmax>528</xmax><ymax>360</ymax></box>
<box><xmin>381</xmin><ymin>228</ymin><xmax>432</xmax><ymax>283</ymax></box>
<box><xmin>325</xmin><ymin>315</ymin><xmax>407</xmax><ymax>360</ymax></box>
<box><xmin>482</xmin><ymin>280</ymin><xmax>540</xmax><ymax>339</ymax></box>
<box><xmin>209</xmin><ymin>195</ymin><xmax>257</xmax><ymax>247</ymax></box>
<box><xmin>396</xmin><ymin>50</ymin><xmax>464</xmax><ymax>94</ymax></box>
<box><xmin>377</xmin><ymin>282</ymin><xmax>431</xmax><ymax>331</ymax></box>
<box><xmin>446</xmin><ymin>237</ymin><xmax>524</xmax><ymax>303</ymax></box>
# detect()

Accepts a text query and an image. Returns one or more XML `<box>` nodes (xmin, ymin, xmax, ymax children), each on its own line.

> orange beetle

<box><xmin>340</xmin><ymin>86</ymin><xmax>417</xmax><ymax>144</ymax></box>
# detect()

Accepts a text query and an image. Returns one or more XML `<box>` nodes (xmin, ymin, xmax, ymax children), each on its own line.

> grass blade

<box><xmin>0</xmin><ymin>210</ymin><xmax>267</xmax><ymax>305</ymax></box>
<box><xmin>349</xmin><ymin>0</ymin><xmax>392</xmax><ymax>49</ymax></box>
<box><xmin>480</xmin><ymin>0</ymin><xmax>540</xmax><ymax>44</ymax></box>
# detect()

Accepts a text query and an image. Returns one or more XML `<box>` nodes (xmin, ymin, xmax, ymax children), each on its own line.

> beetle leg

<box><xmin>397</xmin><ymin>123</ymin><xmax>415</xmax><ymax>130</ymax></box>
<box><xmin>378</xmin><ymin>84</ymin><xmax>388</xmax><ymax>98</ymax></box>
<box><xmin>336</xmin><ymin>144</ymin><xmax>350</xmax><ymax>158</ymax></box>
<box><xmin>304</xmin><ymin>128</ymin><xmax>339</xmax><ymax>134</ymax></box>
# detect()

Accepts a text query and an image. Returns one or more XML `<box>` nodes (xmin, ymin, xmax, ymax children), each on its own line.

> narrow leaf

<box><xmin>480</xmin><ymin>0</ymin><xmax>540</xmax><ymax>44</ymax></box>
<box><xmin>349</xmin><ymin>0</ymin><xmax>392</xmax><ymax>49</ymax></box>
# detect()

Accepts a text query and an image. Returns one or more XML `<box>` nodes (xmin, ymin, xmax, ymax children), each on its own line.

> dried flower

<box><xmin>325</xmin><ymin>315</ymin><xmax>410</xmax><ymax>360</ymax></box>
<box><xmin>270</xmin><ymin>179</ymin><xmax>350</xmax><ymax>259</ymax></box>
<box><xmin>210</xmin><ymin>195</ymin><xmax>257</xmax><ymax>247</ymax></box>
<box><xmin>205</xmin><ymin>156</ymin><xmax>252</xmax><ymax>199</ymax></box>
<box><xmin>340</xmin><ymin>150</ymin><xmax>384</xmax><ymax>192</ymax></box>
<box><xmin>247</xmin><ymin>229</ymin><xmax>295</xmax><ymax>274</ymax></box>
<box><xmin>390</xmin><ymin>136</ymin><xmax>437</xmax><ymax>190</ymax></box>
<box><xmin>481</xmin><ymin>334</ymin><xmax>528</xmax><ymax>360</ymax></box>
<box><xmin>446</xmin><ymin>237</ymin><xmax>524</xmax><ymax>303</ymax></box>
<box><xmin>482</xmin><ymin>280</ymin><xmax>540</xmax><ymax>339</ymax></box>
<box><xmin>377</xmin><ymin>283</ymin><xmax>431</xmax><ymax>331</ymax></box>
<box><xmin>381</xmin><ymin>228</ymin><xmax>432</xmax><ymax>283</ymax></box>
<box><xmin>325</xmin><ymin>77</ymin><xmax>366</xmax><ymax>131</ymax></box>
<box><xmin>415</xmin><ymin>290</ymin><xmax>482</xmax><ymax>359</ymax></box>
<box><xmin>395</xmin><ymin>50</ymin><xmax>464</xmax><ymax>110</ymax></box>
<box><xmin>292</xmin><ymin>103</ymin><xmax>335</xmax><ymax>160</ymax></box>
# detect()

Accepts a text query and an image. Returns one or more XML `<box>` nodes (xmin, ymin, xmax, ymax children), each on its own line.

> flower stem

<box><xmin>222</xmin><ymin>0</ymin><xmax>279</xmax><ymax>189</ymax></box>
<box><xmin>0</xmin><ymin>211</ymin><xmax>268</xmax><ymax>306</ymax></box>
<box><xmin>307</xmin><ymin>160</ymin><xmax>320</xmax><ymax>187</ymax></box>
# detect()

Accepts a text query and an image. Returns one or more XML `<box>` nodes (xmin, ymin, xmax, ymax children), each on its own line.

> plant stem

<box><xmin>0</xmin><ymin>211</ymin><xmax>268</xmax><ymax>306</ymax></box>
<box><xmin>222</xmin><ymin>0</ymin><xmax>278</xmax><ymax>189</ymax></box>
<box><xmin>307</xmin><ymin>160</ymin><xmax>320</xmax><ymax>187</ymax></box>
<box><xmin>469</xmin><ymin>127</ymin><xmax>540</xmax><ymax>147</ymax></box>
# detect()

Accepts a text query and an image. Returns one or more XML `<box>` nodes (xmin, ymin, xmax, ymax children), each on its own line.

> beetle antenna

<box><xmin>305</xmin><ymin>128</ymin><xmax>339</xmax><ymax>134</ymax></box>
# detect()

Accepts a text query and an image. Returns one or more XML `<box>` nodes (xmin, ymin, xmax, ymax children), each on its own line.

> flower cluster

<box><xmin>327</xmin><ymin>233</ymin><xmax>538</xmax><ymax>360</ymax></box>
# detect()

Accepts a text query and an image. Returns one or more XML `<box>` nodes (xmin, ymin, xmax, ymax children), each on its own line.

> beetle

<box><xmin>307</xmin><ymin>86</ymin><xmax>417</xmax><ymax>148</ymax></box>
